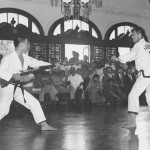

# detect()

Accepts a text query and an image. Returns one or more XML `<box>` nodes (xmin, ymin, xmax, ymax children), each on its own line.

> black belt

<box><xmin>139</xmin><ymin>70</ymin><xmax>150</xmax><ymax>78</ymax></box>
<box><xmin>13</xmin><ymin>81</ymin><xmax>26</xmax><ymax>103</ymax></box>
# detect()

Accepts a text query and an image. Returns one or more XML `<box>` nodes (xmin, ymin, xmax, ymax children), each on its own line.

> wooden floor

<box><xmin>0</xmin><ymin>103</ymin><xmax>150</xmax><ymax>150</ymax></box>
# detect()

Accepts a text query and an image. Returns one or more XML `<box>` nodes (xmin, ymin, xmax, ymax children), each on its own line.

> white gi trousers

<box><xmin>128</xmin><ymin>73</ymin><xmax>150</xmax><ymax>113</ymax></box>
<box><xmin>0</xmin><ymin>84</ymin><xmax>46</xmax><ymax>124</ymax></box>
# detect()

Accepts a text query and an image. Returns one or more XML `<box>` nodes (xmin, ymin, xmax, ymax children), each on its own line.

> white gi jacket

<box><xmin>119</xmin><ymin>39</ymin><xmax>150</xmax><ymax>73</ymax></box>
<box><xmin>119</xmin><ymin>39</ymin><xmax>150</xmax><ymax>113</ymax></box>
<box><xmin>0</xmin><ymin>51</ymin><xmax>50</xmax><ymax>81</ymax></box>
<box><xmin>0</xmin><ymin>51</ymin><xmax>50</xmax><ymax>124</ymax></box>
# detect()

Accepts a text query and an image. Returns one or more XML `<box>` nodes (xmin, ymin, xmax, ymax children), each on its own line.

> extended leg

<box><xmin>14</xmin><ymin>87</ymin><xmax>57</xmax><ymax>131</ymax></box>
<box><xmin>127</xmin><ymin>76</ymin><xmax>150</xmax><ymax>127</ymax></box>
<box><xmin>0</xmin><ymin>85</ymin><xmax>14</xmax><ymax>120</ymax></box>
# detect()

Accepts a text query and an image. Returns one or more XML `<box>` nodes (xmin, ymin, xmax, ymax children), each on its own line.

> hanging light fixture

<box><xmin>51</xmin><ymin>0</ymin><xmax>102</xmax><ymax>22</ymax></box>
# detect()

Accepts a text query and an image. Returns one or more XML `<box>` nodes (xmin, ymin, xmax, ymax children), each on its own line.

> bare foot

<box><xmin>40</xmin><ymin>122</ymin><xmax>57</xmax><ymax>131</ymax></box>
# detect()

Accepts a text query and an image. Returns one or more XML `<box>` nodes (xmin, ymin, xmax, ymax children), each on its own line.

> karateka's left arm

<box><xmin>23</xmin><ymin>54</ymin><xmax>51</xmax><ymax>68</ymax></box>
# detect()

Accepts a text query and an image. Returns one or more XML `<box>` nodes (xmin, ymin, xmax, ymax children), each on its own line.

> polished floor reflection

<box><xmin>0</xmin><ymin>103</ymin><xmax>150</xmax><ymax>150</ymax></box>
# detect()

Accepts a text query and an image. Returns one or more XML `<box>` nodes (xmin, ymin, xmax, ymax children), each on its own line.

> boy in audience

<box><xmin>124</xmin><ymin>68</ymin><xmax>136</xmax><ymax>94</ymax></box>
<box><xmin>102</xmin><ymin>67</ymin><xmax>115</xmax><ymax>92</ymax></box>
<box><xmin>114</xmin><ymin>67</ymin><xmax>127</xmax><ymax>94</ymax></box>
<box><xmin>107</xmin><ymin>78</ymin><xmax>127</xmax><ymax>106</ymax></box>
<box><xmin>88</xmin><ymin>74</ymin><xmax>105</xmax><ymax>104</ymax></box>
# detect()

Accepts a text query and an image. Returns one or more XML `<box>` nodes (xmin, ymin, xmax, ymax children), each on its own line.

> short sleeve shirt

<box><xmin>68</xmin><ymin>74</ymin><xmax>83</xmax><ymax>89</ymax></box>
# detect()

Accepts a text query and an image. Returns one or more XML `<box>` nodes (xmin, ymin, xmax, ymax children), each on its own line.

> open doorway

<box><xmin>65</xmin><ymin>44</ymin><xmax>90</xmax><ymax>62</ymax></box>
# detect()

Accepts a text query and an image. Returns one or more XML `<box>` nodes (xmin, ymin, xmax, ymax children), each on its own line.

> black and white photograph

<box><xmin>0</xmin><ymin>0</ymin><xmax>150</xmax><ymax>150</ymax></box>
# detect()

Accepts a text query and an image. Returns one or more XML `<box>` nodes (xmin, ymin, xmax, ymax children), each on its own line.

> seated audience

<box><xmin>107</xmin><ymin>78</ymin><xmax>127</xmax><ymax>106</ymax></box>
<box><xmin>51</xmin><ymin>58</ymin><xmax>59</xmax><ymax>65</ymax></box>
<box><xmin>114</xmin><ymin>67</ymin><xmax>127</xmax><ymax>94</ymax></box>
<box><xmin>51</xmin><ymin>68</ymin><xmax>68</xmax><ymax>94</ymax></box>
<box><xmin>100</xmin><ymin>68</ymin><xmax>107</xmax><ymax>83</ymax></box>
<box><xmin>76</xmin><ymin>68</ymin><xmax>82</xmax><ymax>75</ymax></box>
<box><xmin>96</xmin><ymin>62</ymin><xmax>104</xmax><ymax>81</ymax></box>
<box><xmin>102</xmin><ymin>67</ymin><xmax>115</xmax><ymax>95</ymax></box>
<box><xmin>104</xmin><ymin>57</ymin><xmax>116</xmax><ymax>72</ymax></box>
<box><xmin>121</xmin><ymin>63</ymin><xmax>128</xmax><ymax>74</ymax></box>
<box><xmin>88</xmin><ymin>74</ymin><xmax>105</xmax><ymax>104</ymax></box>
<box><xmin>67</xmin><ymin>67</ymin><xmax>83</xmax><ymax>101</ymax></box>
<box><xmin>124</xmin><ymin>68</ymin><xmax>136</xmax><ymax>94</ymax></box>
<box><xmin>81</xmin><ymin>65</ymin><xmax>90</xmax><ymax>92</ymax></box>
<box><xmin>28</xmin><ymin>55</ymin><xmax>138</xmax><ymax>108</ymax></box>
<box><xmin>34</xmin><ymin>70</ymin><xmax>59</xmax><ymax>104</ymax></box>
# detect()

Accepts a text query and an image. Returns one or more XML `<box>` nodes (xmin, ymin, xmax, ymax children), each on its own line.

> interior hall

<box><xmin>0</xmin><ymin>0</ymin><xmax>150</xmax><ymax>150</ymax></box>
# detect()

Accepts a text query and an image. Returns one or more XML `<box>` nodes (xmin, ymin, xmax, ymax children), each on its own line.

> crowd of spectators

<box><xmin>25</xmin><ymin>52</ymin><xmax>137</xmax><ymax>107</ymax></box>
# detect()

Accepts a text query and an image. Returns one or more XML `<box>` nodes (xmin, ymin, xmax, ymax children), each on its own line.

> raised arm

<box><xmin>111</xmin><ymin>43</ymin><xmax>140</xmax><ymax>64</ymax></box>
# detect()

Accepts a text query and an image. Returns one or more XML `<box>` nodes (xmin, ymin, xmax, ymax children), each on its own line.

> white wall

<box><xmin>0</xmin><ymin>0</ymin><xmax>150</xmax><ymax>40</ymax></box>
<box><xmin>90</xmin><ymin>12</ymin><xmax>150</xmax><ymax>40</ymax></box>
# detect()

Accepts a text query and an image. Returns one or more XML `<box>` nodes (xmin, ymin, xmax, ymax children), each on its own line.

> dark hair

<box><xmin>131</xmin><ymin>26</ymin><xmax>145</xmax><ymax>37</ymax></box>
<box><xmin>106</xmin><ymin>66</ymin><xmax>112</xmax><ymax>70</ymax></box>
<box><xmin>14</xmin><ymin>35</ymin><xmax>28</xmax><ymax>48</ymax></box>
<box><xmin>93</xmin><ymin>74</ymin><xmax>99</xmax><ymax>79</ymax></box>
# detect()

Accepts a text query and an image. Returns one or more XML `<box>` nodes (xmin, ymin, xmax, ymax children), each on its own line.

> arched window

<box><xmin>48</xmin><ymin>17</ymin><xmax>102</xmax><ymax>39</ymax></box>
<box><xmin>104</xmin><ymin>22</ymin><xmax>139</xmax><ymax>40</ymax></box>
<box><xmin>104</xmin><ymin>22</ymin><xmax>148</xmax><ymax>56</ymax></box>
<box><xmin>48</xmin><ymin>17</ymin><xmax>102</xmax><ymax>62</ymax></box>
<box><xmin>0</xmin><ymin>8</ymin><xmax>44</xmax><ymax>35</ymax></box>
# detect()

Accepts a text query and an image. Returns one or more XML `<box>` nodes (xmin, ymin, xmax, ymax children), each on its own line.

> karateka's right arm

<box><xmin>111</xmin><ymin>44</ymin><xmax>140</xmax><ymax>64</ymax></box>
<box><xmin>119</xmin><ymin>45</ymin><xmax>140</xmax><ymax>63</ymax></box>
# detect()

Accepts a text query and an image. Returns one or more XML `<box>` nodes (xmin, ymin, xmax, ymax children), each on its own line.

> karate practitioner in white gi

<box><xmin>0</xmin><ymin>35</ymin><xmax>57</xmax><ymax>131</ymax></box>
<box><xmin>111</xmin><ymin>26</ymin><xmax>150</xmax><ymax>128</ymax></box>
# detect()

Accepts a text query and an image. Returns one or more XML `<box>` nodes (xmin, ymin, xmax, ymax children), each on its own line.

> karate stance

<box><xmin>112</xmin><ymin>26</ymin><xmax>150</xmax><ymax>128</ymax></box>
<box><xmin>0</xmin><ymin>35</ymin><xmax>57</xmax><ymax>131</ymax></box>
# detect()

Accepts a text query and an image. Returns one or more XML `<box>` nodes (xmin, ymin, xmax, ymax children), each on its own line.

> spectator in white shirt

<box><xmin>67</xmin><ymin>67</ymin><xmax>83</xmax><ymax>100</ymax></box>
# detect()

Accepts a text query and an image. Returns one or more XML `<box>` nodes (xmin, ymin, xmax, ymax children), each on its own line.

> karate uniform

<box><xmin>119</xmin><ymin>39</ymin><xmax>150</xmax><ymax>113</ymax></box>
<box><xmin>0</xmin><ymin>51</ymin><xmax>50</xmax><ymax>124</ymax></box>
